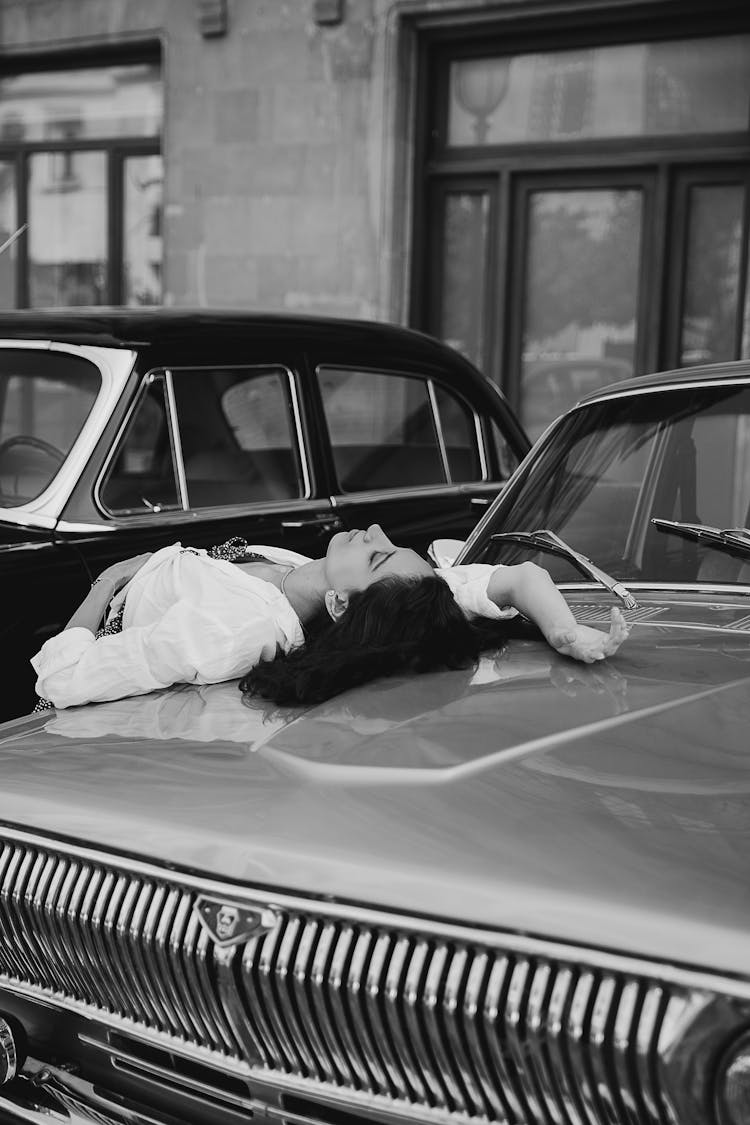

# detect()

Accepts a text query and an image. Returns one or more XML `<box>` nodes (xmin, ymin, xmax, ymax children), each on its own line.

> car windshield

<box><xmin>0</xmin><ymin>349</ymin><xmax>100</xmax><ymax>507</ymax></box>
<box><xmin>466</xmin><ymin>381</ymin><xmax>750</xmax><ymax>586</ymax></box>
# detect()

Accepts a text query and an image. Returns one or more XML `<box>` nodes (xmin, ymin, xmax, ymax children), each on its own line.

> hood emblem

<box><xmin>194</xmin><ymin>896</ymin><xmax>279</xmax><ymax>948</ymax></box>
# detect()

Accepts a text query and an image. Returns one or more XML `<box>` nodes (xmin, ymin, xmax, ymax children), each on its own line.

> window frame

<box><xmin>409</xmin><ymin>1</ymin><xmax>750</xmax><ymax>413</ymax></box>
<box><xmin>0</xmin><ymin>45</ymin><xmax>162</xmax><ymax>308</ymax></box>
<box><xmin>315</xmin><ymin>363</ymin><xmax>489</xmax><ymax>494</ymax></box>
<box><xmin>96</xmin><ymin>363</ymin><xmax>310</xmax><ymax>521</ymax></box>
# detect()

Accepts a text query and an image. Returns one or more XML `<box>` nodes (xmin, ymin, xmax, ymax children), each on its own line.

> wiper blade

<box><xmin>651</xmin><ymin>519</ymin><xmax>750</xmax><ymax>556</ymax></box>
<box><xmin>490</xmin><ymin>528</ymin><xmax>639</xmax><ymax>609</ymax></box>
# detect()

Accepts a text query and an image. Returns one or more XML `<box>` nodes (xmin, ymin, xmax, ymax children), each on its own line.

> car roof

<box><xmin>577</xmin><ymin>358</ymin><xmax>750</xmax><ymax>405</ymax></box>
<box><xmin>0</xmin><ymin>306</ymin><xmax>454</xmax><ymax>358</ymax></box>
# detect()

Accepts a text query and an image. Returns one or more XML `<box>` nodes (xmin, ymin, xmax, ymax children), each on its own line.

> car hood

<box><xmin>1</xmin><ymin>594</ymin><xmax>749</xmax><ymax>977</ymax></box>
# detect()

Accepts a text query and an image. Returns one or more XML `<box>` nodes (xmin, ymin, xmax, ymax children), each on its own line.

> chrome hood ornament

<box><xmin>194</xmin><ymin>896</ymin><xmax>279</xmax><ymax>948</ymax></box>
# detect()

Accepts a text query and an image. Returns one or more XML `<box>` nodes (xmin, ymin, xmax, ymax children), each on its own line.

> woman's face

<box><xmin>324</xmin><ymin>524</ymin><xmax>433</xmax><ymax>594</ymax></box>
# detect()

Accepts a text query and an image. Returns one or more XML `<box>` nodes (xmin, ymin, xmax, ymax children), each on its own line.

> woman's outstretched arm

<box><xmin>488</xmin><ymin>561</ymin><xmax>629</xmax><ymax>663</ymax></box>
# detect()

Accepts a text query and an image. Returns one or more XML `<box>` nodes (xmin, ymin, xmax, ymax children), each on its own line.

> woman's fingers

<box><xmin>602</xmin><ymin>607</ymin><xmax>630</xmax><ymax>653</ymax></box>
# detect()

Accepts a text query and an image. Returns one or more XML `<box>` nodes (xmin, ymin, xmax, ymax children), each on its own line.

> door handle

<box><xmin>281</xmin><ymin>517</ymin><xmax>343</xmax><ymax>530</ymax></box>
<box><xmin>470</xmin><ymin>497</ymin><xmax>491</xmax><ymax>508</ymax></box>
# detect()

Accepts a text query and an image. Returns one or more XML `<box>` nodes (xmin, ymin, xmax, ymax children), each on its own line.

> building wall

<box><xmin>1</xmin><ymin>0</ymin><xmax>740</xmax><ymax>335</ymax></box>
<box><xmin>0</xmin><ymin>0</ymin><xmax>409</xmax><ymax>319</ymax></box>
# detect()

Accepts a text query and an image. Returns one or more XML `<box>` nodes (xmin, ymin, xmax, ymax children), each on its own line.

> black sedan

<box><xmin>0</xmin><ymin>308</ymin><xmax>528</xmax><ymax>718</ymax></box>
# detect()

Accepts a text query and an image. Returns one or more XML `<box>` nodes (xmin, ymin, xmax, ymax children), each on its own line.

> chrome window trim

<box><xmin>0</xmin><ymin>341</ymin><xmax>136</xmax><ymax>528</ymax></box>
<box><xmin>93</xmin><ymin>370</ymin><xmax>182</xmax><ymax>520</ymax></box>
<box><xmin>330</xmin><ymin>483</ymin><xmax>470</xmax><ymax>506</ymax></box>
<box><xmin>0</xmin><ymin>823</ymin><xmax>747</xmax><ymax>1000</ymax></box>
<box><xmin>426</xmin><ymin>380</ymin><xmax>450</xmax><ymax>482</ymax></box>
<box><xmin>474</xmin><ymin>409</ymin><xmax>489</xmax><ymax>478</ymax></box>
<box><xmin>574</xmin><ymin>374</ymin><xmax>750</xmax><ymax>410</ymax></box>
<box><xmin>163</xmin><ymin>369</ymin><xmax>188</xmax><ymax>510</ymax></box>
<box><xmin>315</xmin><ymin>363</ymin><xmax>491</xmax><ymax>492</ymax></box>
<box><xmin>559</xmin><ymin>581</ymin><xmax>750</xmax><ymax>596</ymax></box>
<box><xmin>94</xmin><ymin>363</ymin><xmax>310</xmax><ymax>521</ymax></box>
<box><xmin>285</xmin><ymin>365</ymin><xmax>311</xmax><ymax>498</ymax></box>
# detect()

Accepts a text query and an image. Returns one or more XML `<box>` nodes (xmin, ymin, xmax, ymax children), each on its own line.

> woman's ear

<box><xmin>325</xmin><ymin>589</ymin><xmax>349</xmax><ymax>621</ymax></box>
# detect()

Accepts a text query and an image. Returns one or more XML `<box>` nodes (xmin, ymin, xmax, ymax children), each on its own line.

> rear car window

<box><xmin>318</xmin><ymin>366</ymin><xmax>483</xmax><ymax>492</ymax></box>
<box><xmin>0</xmin><ymin>348</ymin><xmax>100</xmax><ymax>507</ymax></box>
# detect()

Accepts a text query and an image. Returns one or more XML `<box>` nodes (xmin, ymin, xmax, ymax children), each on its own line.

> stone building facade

<box><xmin>0</xmin><ymin>0</ymin><xmax>749</xmax><ymax>432</ymax></box>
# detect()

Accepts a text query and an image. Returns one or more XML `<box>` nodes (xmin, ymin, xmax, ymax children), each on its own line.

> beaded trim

<box><xmin>208</xmin><ymin>537</ymin><xmax>275</xmax><ymax>565</ymax></box>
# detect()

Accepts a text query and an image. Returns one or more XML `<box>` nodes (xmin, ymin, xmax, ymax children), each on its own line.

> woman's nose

<box><xmin>365</xmin><ymin>523</ymin><xmax>382</xmax><ymax>542</ymax></box>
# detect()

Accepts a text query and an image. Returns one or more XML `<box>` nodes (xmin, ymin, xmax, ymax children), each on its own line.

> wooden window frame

<box><xmin>407</xmin><ymin>0</ymin><xmax>750</xmax><ymax>402</ymax></box>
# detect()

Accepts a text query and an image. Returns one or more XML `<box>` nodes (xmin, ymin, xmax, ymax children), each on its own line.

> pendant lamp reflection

<box><xmin>453</xmin><ymin>57</ymin><xmax>511</xmax><ymax>144</ymax></box>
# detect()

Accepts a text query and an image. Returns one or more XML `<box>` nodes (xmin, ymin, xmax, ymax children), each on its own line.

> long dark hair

<box><xmin>239</xmin><ymin>574</ymin><xmax>508</xmax><ymax>706</ymax></box>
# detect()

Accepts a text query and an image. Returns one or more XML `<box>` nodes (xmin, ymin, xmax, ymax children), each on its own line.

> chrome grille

<box><xmin>0</xmin><ymin>836</ymin><xmax>710</xmax><ymax>1124</ymax></box>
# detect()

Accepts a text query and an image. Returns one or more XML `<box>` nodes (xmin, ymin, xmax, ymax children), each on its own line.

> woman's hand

<box><xmin>547</xmin><ymin>606</ymin><xmax>630</xmax><ymax>663</ymax></box>
<box><xmin>94</xmin><ymin>553</ymin><xmax>153</xmax><ymax>594</ymax></box>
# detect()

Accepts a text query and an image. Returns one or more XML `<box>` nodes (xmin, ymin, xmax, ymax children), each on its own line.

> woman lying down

<box><xmin>32</xmin><ymin>524</ymin><xmax>629</xmax><ymax>710</ymax></box>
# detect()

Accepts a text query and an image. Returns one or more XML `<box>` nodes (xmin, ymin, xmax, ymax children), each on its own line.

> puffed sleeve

<box><xmin>435</xmin><ymin>564</ymin><xmax>519</xmax><ymax>621</ymax></box>
<box><xmin>31</xmin><ymin>598</ymin><xmax>282</xmax><ymax>709</ymax></box>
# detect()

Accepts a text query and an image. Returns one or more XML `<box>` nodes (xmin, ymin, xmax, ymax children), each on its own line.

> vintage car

<box><xmin>0</xmin><ymin>308</ymin><xmax>528</xmax><ymax>719</ymax></box>
<box><xmin>0</xmin><ymin>359</ymin><xmax>748</xmax><ymax>1125</ymax></box>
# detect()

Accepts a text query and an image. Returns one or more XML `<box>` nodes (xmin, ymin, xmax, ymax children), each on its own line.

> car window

<box><xmin>318</xmin><ymin>367</ymin><xmax>451</xmax><ymax>491</ymax></box>
<box><xmin>468</xmin><ymin>383</ymin><xmax>750</xmax><ymax>584</ymax></box>
<box><xmin>172</xmin><ymin>366</ymin><xmax>303</xmax><ymax>507</ymax></box>
<box><xmin>489</xmin><ymin>418</ymin><xmax>521</xmax><ymax>480</ymax></box>
<box><xmin>431</xmin><ymin>383</ymin><xmax>482</xmax><ymax>482</ymax></box>
<box><xmin>99</xmin><ymin>374</ymin><xmax>180</xmax><ymax>514</ymax></box>
<box><xmin>0</xmin><ymin>349</ymin><xmax>100</xmax><ymax>507</ymax></box>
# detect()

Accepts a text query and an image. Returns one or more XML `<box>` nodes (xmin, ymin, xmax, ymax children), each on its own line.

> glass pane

<box><xmin>175</xmin><ymin>367</ymin><xmax>302</xmax><ymax>507</ymax></box>
<box><xmin>520</xmin><ymin>189</ymin><xmax>642</xmax><ymax>442</ymax></box>
<box><xmin>439</xmin><ymin>192</ymin><xmax>489</xmax><ymax>366</ymax></box>
<box><xmin>28</xmin><ymin>150</ymin><xmax>107</xmax><ymax>306</ymax></box>
<box><xmin>433</xmin><ymin>384</ymin><xmax>481</xmax><ymax>481</ymax></box>
<box><xmin>0</xmin><ymin>349</ymin><xmax>99</xmax><ymax>506</ymax></box>
<box><xmin>318</xmin><ymin>368</ymin><xmax>445</xmax><ymax>491</ymax></box>
<box><xmin>470</xmin><ymin>385</ymin><xmax>750</xmax><ymax>585</ymax></box>
<box><xmin>123</xmin><ymin>155</ymin><xmax>163</xmax><ymax>306</ymax></box>
<box><xmin>447</xmin><ymin>35</ymin><xmax>750</xmax><ymax>145</ymax></box>
<box><xmin>490</xmin><ymin>420</ymin><xmax>520</xmax><ymax>480</ymax></box>
<box><xmin>0</xmin><ymin>64</ymin><xmax>161</xmax><ymax>142</ymax></box>
<box><xmin>100</xmin><ymin>375</ymin><xmax>179</xmax><ymax>515</ymax></box>
<box><xmin>680</xmin><ymin>185</ymin><xmax>745</xmax><ymax>366</ymax></box>
<box><xmin>0</xmin><ymin>163</ymin><xmax>18</xmax><ymax>308</ymax></box>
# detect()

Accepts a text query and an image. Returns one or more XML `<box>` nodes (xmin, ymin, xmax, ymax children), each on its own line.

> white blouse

<box><xmin>32</xmin><ymin>542</ymin><xmax>515</xmax><ymax>709</ymax></box>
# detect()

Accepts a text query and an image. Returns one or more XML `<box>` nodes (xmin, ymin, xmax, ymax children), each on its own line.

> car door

<box><xmin>70</xmin><ymin>359</ymin><xmax>342</xmax><ymax>580</ymax></box>
<box><xmin>312</xmin><ymin>362</ymin><xmax>523</xmax><ymax>554</ymax></box>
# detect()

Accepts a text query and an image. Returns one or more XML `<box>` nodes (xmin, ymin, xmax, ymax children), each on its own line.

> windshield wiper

<box><xmin>651</xmin><ymin>519</ymin><xmax>750</xmax><ymax>557</ymax></box>
<box><xmin>490</xmin><ymin>528</ymin><xmax>639</xmax><ymax>609</ymax></box>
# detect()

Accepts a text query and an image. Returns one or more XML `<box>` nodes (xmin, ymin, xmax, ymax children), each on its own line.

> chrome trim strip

<box><xmin>559</xmin><ymin>581</ymin><xmax>750</xmax><ymax>600</ymax></box>
<box><xmin>577</xmin><ymin>374</ymin><xmax>750</xmax><ymax>409</ymax></box>
<box><xmin>292</xmin><ymin>920</ymin><xmax>336</xmax><ymax>1084</ymax></box>
<box><xmin>329</xmin><ymin>483</ymin><xmax>473</xmax><ymax>505</ymax></box>
<box><xmin>427</xmin><ymin>381</ymin><xmax>451</xmax><ymax>483</ymax></box>
<box><xmin>0</xmin><ymin>823</ymin><xmax>748</xmax><ymax>999</ymax></box>
<box><xmin>286</xmin><ymin>366</ymin><xmax>312</xmax><ymax>499</ymax></box>
<box><xmin>309</xmin><ymin>921</ymin><xmax>355</xmax><ymax>1086</ymax></box>
<box><xmin>163</xmin><ymin>370</ymin><xmax>188</xmax><ymax>511</ymax></box>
